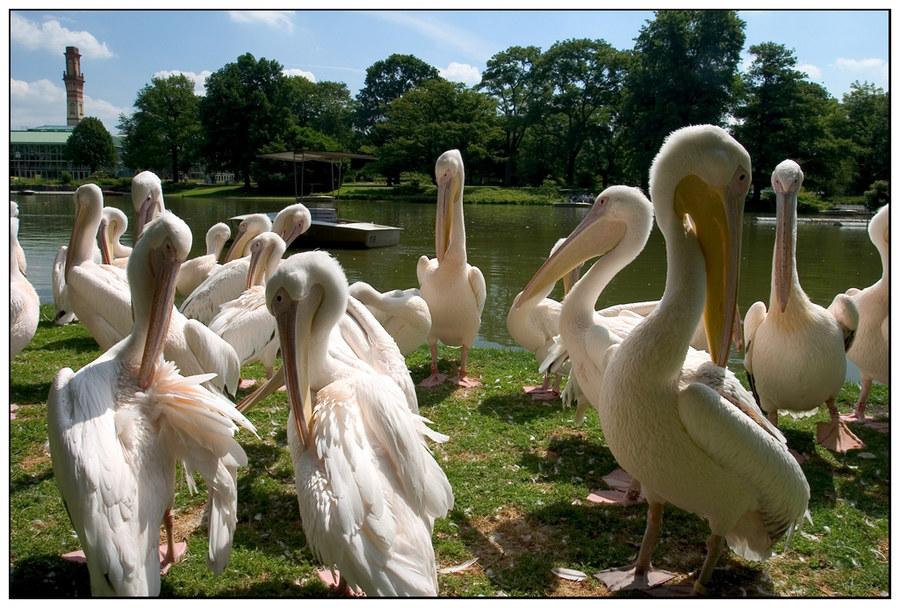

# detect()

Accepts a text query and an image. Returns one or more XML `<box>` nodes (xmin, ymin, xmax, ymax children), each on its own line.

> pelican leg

<box><xmin>525</xmin><ymin>374</ymin><xmax>559</xmax><ymax>400</ymax></box>
<box><xmin>451</xmin><ymin>345</ymin><xmax>481</xmax><ymax>388</ymax></box>
<box><xmin>692</xmin><ymin>534</ymin><xmax>726</xmax><ymax>595</ymax></box>
<box><xmin>594</xmin><ymin>501</ymin><xmax>675</xmax><ymax>591</ymax></box>
<box><xmin>159</xmin><ymin>508</ymin><xmax>186</xmax><ymax>574</ymax></box>
<box><xmin>817</xmin><ymin>399</ymin><xmax>866</xmax><ymax>452</ymax></box>
<box><xmin>419</xmin><ymin>342</ymin><xmax>448</xmax><ymax>387</ymax></box>
<box><xmin>840</xmin><ymin>379</ymin><xmax>887</xmax><ymax>431</ymax></box>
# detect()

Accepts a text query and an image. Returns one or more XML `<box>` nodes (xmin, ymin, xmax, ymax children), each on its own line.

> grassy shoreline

<box><xmin>9</xmin><ymin>305</ymin><xmax>889</xmax><ymax>597</ymax></box>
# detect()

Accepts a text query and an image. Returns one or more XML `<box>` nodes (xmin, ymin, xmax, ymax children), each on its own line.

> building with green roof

<box><xmin>10</xmin><ymin>126</ymin><xmax>126</xmax><ymax>181</ymax></box>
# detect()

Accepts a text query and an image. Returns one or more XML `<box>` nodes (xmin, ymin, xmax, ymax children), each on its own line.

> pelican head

<box><xmin>650</xmin><ymin>125</ymin><xmax>751</xmax><ymax>367</ymax></box>
<box><xmin>272</xmin><ymin>203</ymin><xmax>312</xmax><ymax>248</ymax></box>
<box><xmin>98</xmin><ymin>206</ymin><xmax>129</xmax><ymax>265</ymax></box>
<box><xmin>224</xmin><ymin>213</ymin><xmax>273</xmax><ymax>263</ymax></box>
<box><xmin>66</xmin><ymin>184</ymin><xmax>105</xmax><ymax>282</ymax></box>
<box><xmin>516</xmin><ymin>186</ymin><xmax>653</xmax><ymax>309</ymax></box>
<box><xmin>206</xmin><ymin>222</ymin><xmax>232</xmax><ymax>260</ymax></box>
<box><xmin>131</xmin><ymin>171</ymin><xmax>164</xmax><ymax>241</ymax></box>
<box><xmin>246</xmin><ymin>232</ymin><xmax>286</xmax><ymax>290</ymax></box>
<box><xmin>129</xmin><ymin>211</ymin><xmax>192</xmax><ymax>389</ymax></box>
<box><xmin>771</xmin><ymin>159</ymin><xmax>803</xmax><ymax>313</ymax></box>
<box><xmin>434</xmin><ymin>149</ymin><xmax>465</xmax><ymax>262</ymax></box>
<box><xmin>266</xmin><ymin>251</ymin><xmax>348</xmax><ymax>448</ymax></box>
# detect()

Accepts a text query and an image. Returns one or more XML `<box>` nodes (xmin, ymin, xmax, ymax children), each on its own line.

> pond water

<box><xmin>12</xmin><ymin>192</ymin><xmax>882</xmax><ymax>382</ymax></box>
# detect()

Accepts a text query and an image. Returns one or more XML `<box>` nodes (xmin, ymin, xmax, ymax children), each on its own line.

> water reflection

<box><xmin>13</xmin><ymin>192</ymin><xmax>881</xmax><ymax>381</ymax></box>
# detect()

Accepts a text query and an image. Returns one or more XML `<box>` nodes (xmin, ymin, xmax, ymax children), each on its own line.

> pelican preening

<box><xmin>743</xmin><ymin>160</ymin><xmax>863</xmax><ymax>452</ymax></box>
<box><xmin>176</xmin><ymin>222</ymin><xmax>231</xmax><ymax>297</ymax></box>
<box><xmin>260</xmin><ymin>251</ymin><xmax>453</xmax><ymax>595</ymax></box>
<box><xmin>417</xmin><ymin>149</ymin><xmax>487</xmax><ymax>388</ymax></box>
<box><xmin>349</xmin><ymin>281</ymin><xmax>432</xmax><ymax>356</ymax></box>
<box><xmin>99</xmin><ymin>206</ymin><xmax>132</xmax><ymax>269</ymax></box>
<box><xmin>131</xmin><ymin>170</ymin><xmax>165</xmax><ymax>241</ymax></box>
<box><xmin>839</xmin><ymin>203</ymin><xmax>889</xmax><ymax>428</ymax></box>
<box><xmin>48</xmin><ymin>212</ymin><xmax>256</xmax><ymax>596</ymax></box>
<box><xmin>11</xmin><ymin>201</ymin><xmax>27</xmax><ymax>274</ymax></box>
<box><xmin>10</xmin><ymin>212</ymin><xmax>39</xmax><ymax>358</ymax></box>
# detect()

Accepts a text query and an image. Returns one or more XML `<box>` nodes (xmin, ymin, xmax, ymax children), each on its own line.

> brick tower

<box><xmin>63</xmin><ymin>46</ymin><xmax>85</xmax><ymax>126</ymax></box>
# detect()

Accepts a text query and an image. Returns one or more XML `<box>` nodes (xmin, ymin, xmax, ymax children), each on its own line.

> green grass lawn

<box><xmin>9</xmin><ymin>305</ymin><xmax>889</xmax><ymax>597</ymax></box>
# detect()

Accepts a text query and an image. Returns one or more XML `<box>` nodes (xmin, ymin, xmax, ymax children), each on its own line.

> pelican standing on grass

<box><xmin>743</xmin><ymin>160</ymin><xmax>863</xmax><ymax>452</ymax></box>
<box><xmin>348</xmin><ymin>281</ymin><xmax>432</xmax><ymax>356</ymax></box>
<box><xmin>176</xmin><ymin>222</ymin><xmax>231</xmax><ymax>297</ymax></box>
<box><xmin>260</xmin><ymin>251</ymin><xmax>454</xmax><ymax>595</ymax></box>
<box><xmin>131</xmin><ymin>170</ymin><xmax>165</xmax><ymax>241</ymax></box>
<box><xmin>47</xmin><ymin>212</ymin><xmax>256</xmax><ymax>596</ymax></box>
<box><xmin>417</xmin><ymin>149</ymin><xmax>486</xmax><ymax>388</ymax></box>
<box><xmin>838</xmin><ymin>203</ymin><xmax>889</xmax><ymax>429</ymax></box>
<box><xmin>10</xmin><ymin>212</ymin><xmax>39</xmax><ymax>358</ymax></box>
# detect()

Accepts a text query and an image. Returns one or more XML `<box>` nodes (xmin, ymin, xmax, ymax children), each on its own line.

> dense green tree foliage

<box><xmin>65</xmin><ymin>116</ymin><xmax>117</xmax><ymax>175</ymax></box>
<box><xmin>117</xmin><ymin>74</ymin><xmax>200</xmax><ymax>182</ymax></box>
<box><xmin>835</xmin><ymin>82</ymin><xmax>890</xmax><ymax>194</ymax></box>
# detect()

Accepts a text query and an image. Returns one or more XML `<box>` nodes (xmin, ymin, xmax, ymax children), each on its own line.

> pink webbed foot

<box><xmin>318</xmin><ymin>569</ymin><xmax>364</xmax><ymax>596</ymax></box>
<box><xmin>817</xmin><ymin>418</ymin><xmax>867</xmax><ymax>452</ymax></box>
<box><xmin>841</xmin><ymin>411</ymin><xmax>889</xmax><ymax>433</ymax></box>
<box><xmin>451</xmin><ymin>374</ymin><xmax>482</xmax><ymax>388</ymax></box>
<box><xmin>61</xmin><ymin>541</ymin><xmax>187</xmax><ymax>575</ymax></box>
<box><xmin>524</xmin><ymin>386</ymin><xmax>559</xmax><ymax>400</ymax></box>
<box><xmin>587</xmin><ymin>469</ymin><xmax>644</xmax><ymax>506</ymax></box>
<box><xmin>239</xmin><ymin>378</ymin><xmax>258</xmax><ymax>389</ymax></box>
<box><xmin>594</xmin><ymin>564</ymin><xmax>676</xmax><ymax>592</ymax></box>
<box><xmin>419</xmin><ymin>372</ymin><xmax>448</xmax><ymax>388</ymax></box>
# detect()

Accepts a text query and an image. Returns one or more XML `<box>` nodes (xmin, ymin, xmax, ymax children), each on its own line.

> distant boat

<box><xmin>552</xmin><ymin>201</ymin><xmax>592</xmax><ymax>208</ymax></box>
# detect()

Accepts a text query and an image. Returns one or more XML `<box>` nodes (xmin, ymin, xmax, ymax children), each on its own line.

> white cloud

<box><xmin>439</xmin><ymin>62</ymin><xmax>482</xmax><ymax>86</ymax></box>
<box><xmin>798</xmin><ymin>63</ymin><xmax>822</xmax><ymax>81</ymax></box>
<box><xmin>10</xmin><ymin>12</ymin><xmax>114</xmax><ymax>59</ymax></box>
<box><xmin>283</xmin><ymin>68</ymin><xmax>317</xmax><ymax>82</ymax></box>
<box><xmin>371</xmin><ymin>11</ymin><xmax>494</xmax><ymax>62</ymax></box>
<box><xmin>10</xmin><ymin>77</ymin><xmax>128</xmax><ymax>134</ymax></box>
<box><xmin>228</xmin><ymin>10</ymin><xmax>295</xmax><ymax>31</ymax></box>
<box><xmin>835</xmin><ymin>57</ymin><xmax>889</xmax><ymax>82</ymax></box>
<box><xmin>153</xmin><ymin>70</ymin><xmax>213</xmax><ymax>96</ymax></box>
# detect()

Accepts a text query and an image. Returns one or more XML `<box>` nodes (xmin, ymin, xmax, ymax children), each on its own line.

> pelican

<box><xmin>181</xmin><ymin>204</ymin><xmax>310</xmax><ymax>325</ymax></box>
<box><xmin>47</xmin><ymin>212</ymin><xmax>256</xmax><ymax>596</ymax></box>
<box><xmin>67</xmin><ymin>185</ymin><xmax>241</xmax><ymax>396</ymax></box>
<box><xmin>261</xmin><ymin>250</ymin><xmax>453</xmax><ymax>595</ymax></box>
<box><xmin>744</xmin><ymin>160</ymin><xmax>863</xmax><ymax>452</ymax></box>
<box><xmin>348</xmin><ymin>281</ymin><xmax>432</xmax><ymax>356</ymax></box>
<box><xmin>176</xmin><ymin>222</ymin><xmax>231</xmax><ymax>297</ymax></box>
<box><xmin>525</xmin><ymin>127</ymin><xmax>808</xmax><ymax>594</ymax></box>
<box><xmin>507</xmin><ymin>238</ymin><xmax>581</xmax><ymax>400</ymax></box>
<box><xmin>99</xmin><ymin>206</ymin><xmax>132</xmax><ymax>269</ymax></box>
<box><xmin>11</xmin><ymin>201</ymin><xmax>26</xmax><ymax>274</ymax></box>
<box><xmin>11</xmin><ymin>214</ymin><xmax>39</xmax><ymax>358</ymax></box>
<box><xmin>131</xmin><ymin>170</ymin><xmax>165</xmax><ymax>241</ymax></box>
<box><xmin>208</xmin><ymin>232</ymin><xmax>286</xmax><ymax>388</ymax></box>
<box><xmin>417</xmin><ymin>149</ymin><xmax>486</xmax><ymax>387</ymax></box>
<box><xmin>839</xmin><ymin>203</ymin><xmax>889</xmax><ymax>428</ymax></box>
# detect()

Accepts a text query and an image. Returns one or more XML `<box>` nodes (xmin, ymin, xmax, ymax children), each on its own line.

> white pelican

<box><xmin>417</xmin><ymin>149</ymin><xmax>486</xmax><ymax>387</ymax></box>
<box><xmin>208</xmin><ymin>232</ymin><xmax>286</xmax><ymax>388</ymax></box>
<box><xmin>348</xmin><ymin>281</ymin><xmax>432</xmax><ymax>356</ymax></box>
<box><xmin>181</xmin><ymin>205</ymin><xmax>309</xmax><ymax>324</ymax></box>
<box><xmin>11</xmin><ymin>214</ymin><xmax>39</xmax><ymax>358</ymax></box>
<box><xmin>526</xmin><ymin>127</ymin><xmax>808</xmax><ymax>594</ymax></box>
<box><xmin>131</xmin><ymin>170</ymin><xmax>165</xmax><ymax>241</ymax></box>
<box><xmin>47</xmin><ymin>211</ymin><xmax>256</xmax><ymax>596</ymax></box>
<box><xmin>261</xmin><ymin>250</ymin><xmax>453</xmax><ymax>595</ymax></box>
<box><xmin>839</xmin><ymin>203</ymin><xmax>889</xmax><ymax>428</ymax></box>
<box><xmin>507</xmin><ymin>238</ymin><xmax>581</xmax><ymax>400</ymax></box>
<box><xmin>744</xmin><ymin>160</ymin><xmax>863</xmax><ymax>452</ymax></box>
<box><xmin>67</xmin><ymin>185</ymin><xmax>241</xmax><ymax>396</ymax></box>
<box><xmin>99</xmin><ymin>206</ymin><xmax>132</xmax><ymax>269</ymax></box>
<box><xmin>176</xmin><ymin>222</ymin><xmax>231</xmax><ymax>297</ymax></box>
<box><xmin>11</xmin><ymin>201</ymin><xmax>26</xmax><ymax>274</ymax></box>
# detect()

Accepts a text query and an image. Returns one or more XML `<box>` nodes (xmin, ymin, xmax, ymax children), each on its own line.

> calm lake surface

<box><xmin>13</xmin><ymin>192</ymin><xmax>882</xmax><ymax>381</ymax></box>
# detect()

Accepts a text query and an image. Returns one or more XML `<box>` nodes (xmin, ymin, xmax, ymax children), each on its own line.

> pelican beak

<box><xmin>136</xmin><ymin>195</ymin><xmax>157</xmax><ymax>241</ymax></box>
<box><xmin>138</xmin><ymin>237</ymin><xmax>182</xmax><ymax>389</ymax></box>
<box><xmin>674</xmin><ymin>166</ymin><xmax>749</xmax><ymax>368</ymax></box>
<box><xmin>280</xmin><ymin>218</ymin><xmax>308</xmax><ymax>249</ymax></box>
<box><xmin>563</xmin><ymin>263</ymin><xmax>583</xmax><ymax>295</ymax></box>
<box><xmin>64</xmin><ymin>204</ymin><xmax>84</xmax><ymax>283</ymax></box>
<box><xmin>773</xmin><ymin>180</ymin><xmax>797</xmax><ymax>313</ymax></box>
<box><xmin>272</xmin><ymin>285</ymin><xmax>321</xmax><ymax>449</ymax></box>
<box><xmin>224</xmin><ymin>224</ymin><xmax>249</xmax><ymax>262</ymax></box>
<box><xmin>516</xmin><ymin>202</ymin><xmax>625</xmax><ymax>308</ymax></box>
<box><xmin>237</xmin><ymin>365</ymin><xmax>285</xmax><ymax>413</ymax></box>
<box><xmin>98</xmin><ymin>217</ymin><xmax>114</xmax><ymax>265</ymax></box>
<box><xmin>247</xmin><ymin>245</ymin><xmax>264</xmax><ymax>290</ymax></box>
<box><xmin>435</xmin><ymin>169</ymin><xmax>455</xmax><ymax>263</ymax></box>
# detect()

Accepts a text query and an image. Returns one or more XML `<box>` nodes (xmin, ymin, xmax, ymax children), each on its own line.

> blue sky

<box><xmin>6</xmin><ymin>7</ymin><xmax>891</xmax><ymax>134</ymax></box>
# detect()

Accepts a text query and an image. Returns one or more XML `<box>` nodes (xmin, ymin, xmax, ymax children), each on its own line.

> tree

<box><xmin>198</xmin><ymin>53</ymin><xmax>292</xmax><ymax>188</ymax></box>
<box><xmin>65</xmin><ymin>117</ymin><xmax>117</xmax><ymax>175</ymax></box>
<box><xmin>118</xmin><ymin>73</ymin><xmax>200</xmax><ymax>182</ymax></box>
<box><xmin>376</xmin><ymin>79</ymin><xmax>502</xmax><ymax>183</ymax></box>
<box><xmin>354</xmin><ymin>53</ymin><xmax>441</xmax><ymax>153</ymax></box>
<box><xmin>477</xmin><ymin>46</ymin><xmax>548</xmax><ymax>186</ymax></box>
<box><xmin>837</xmin><ymin>82</ymin><xmax>889</xmax><ymax>194</ymax></box>
<box><xmin>285</xmin><ymin>76</ymin><xmax>355</xmax><ymax>149</ymax></box>
<box><xmin>623</xmin><ymin>10</ymin><xmax>745</xmax><ymax>187</ymax></box>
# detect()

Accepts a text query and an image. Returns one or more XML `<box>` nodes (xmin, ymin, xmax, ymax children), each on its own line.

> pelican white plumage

<box><xmin>838</xmin><ymin>203</ymin><xmax>889</xmax><ymax>428</ymax></box>
<box><xmin>99</xmin><ymin>206</ymin><xmax>132</xmax><ymax>269</ymax></box>
<box><xmin>262</xmin><ymin>250</ymin><xmax>453</xmax><ymax>595</ymax></box>
<box><xmin>11</xmin><ymin>201</ymin><xmax>26</xmax><ymax>274</ymax></box>
<box><xmin>131</xmin><ymin>171</ymin><xmax>165</xmax><ymax>241</ymax></box>
<box><xmin>348</xmin><ymin>281</ymin><xmax>432</xmax><ymax>356</ymax></box>
<box><xmin>209</xmin><ymin>232</ymin><xmax>286</xmax><ymax>387</ymax></box>
<box><xmin>47</xmin><ymin>211</ymin><xmax>256</xmax><ymax>596</ymax></box>
<box><xmin>67</xmin><ymin>185</ymin><xmax>241</xmax><ymax>395</ymax></box>
<box><xmin>181</xmin><ymin>204</ymin><xmax>310</xmax><ymax>325</ymax></box>
<box><xmin>176</xmin><ymin>222</ymin><xmax>231</xmax><ymax>297</ymax></box>
<box><xmin>530</xmin><ymin>127</ymin><xmax>808</xmax><ymax>594</ymax></box>
<box><xmin>11</xmin><ymin>214</ymin><xmax>39</xmax><ymax>359</ymax></box>
<box><xmin>417</xmin><ymin>149</ymin><xmax>486</xmax><ymax>387</ymax></box>
<box><xmin>743</xmin><ymin>160</ymin><xmax>863</xmax><ymax>452</ymax></box>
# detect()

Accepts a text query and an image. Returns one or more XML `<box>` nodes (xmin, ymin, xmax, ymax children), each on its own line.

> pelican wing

<box><xmin>207</xmin><ymin>286</ymin><xmax>277</xmax><ymax>368</ymax></box>
<box><xmin>467</xmin><ymin>265</ymin><xmax>487</xmax><ymax>314</ymax></box>
<box><xmin>182</xmin><ymin>318</ymin><xmax>242</xmax><ymax>396</ymax></box>
<box><xmin>180</xmin><ymin>259</ymin><xmax>249</xmax><ymax>325</ymax></box>
<box><xmin>676</xmin><ymin>381</ymin><xmax>809</xmax><ymax>560</ymax></box>
<box><xmin>742</xmin><ymin>300</ymin><xmax>768</xmax><ymax>404</ymax></box>
<box><xmin>66</xmin><ymin>262</ymin><xmax>131</xmax><ymax>349</ymax></box>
